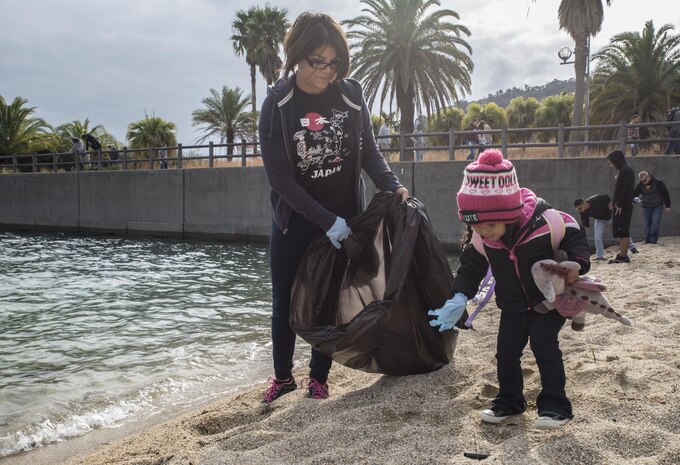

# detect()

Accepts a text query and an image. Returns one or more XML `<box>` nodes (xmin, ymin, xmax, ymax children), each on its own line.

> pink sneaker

<box><xmin>262</xmin><ymin>376</ymin><xmax>297</xmax><ymax>404</ymax></box>
<box><xmin>301</xmin><ymin>378</ymin><xmax>329</xmax><ymax>399</ymax></box>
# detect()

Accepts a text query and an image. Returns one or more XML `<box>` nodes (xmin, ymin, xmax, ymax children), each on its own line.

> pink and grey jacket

<box><xmin>453</xmin><ymin>188</ymin><xmax>591</xmax><ymax>314</ymax></box>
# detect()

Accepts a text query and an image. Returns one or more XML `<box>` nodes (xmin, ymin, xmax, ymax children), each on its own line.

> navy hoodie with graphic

<box><xmin>258</xmin><ymin>75</ymin><xmax>404</xmax><ymax>233</ymax></box>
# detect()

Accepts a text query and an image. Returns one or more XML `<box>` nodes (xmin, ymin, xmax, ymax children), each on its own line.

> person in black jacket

<box><xmin>258</xmin><ymin>12</ymin><xmax>408</xmax><ymax>403</ymax></box>
<box><xmin>574</xmin><ymin>194</ymin><xmax>612</xmax><ymax>261</ymax></box>
<box><xmin>82</xmin><ymin>133</ymin><xmax>102</xmax><ymax>151</ymax></box>
<box><xmin>465</xmin><ymin>118</ymin><xmax>479</xmax><ymax>160</ymax></box>
<box><xmin>633</xmin><ymin>171</ymin><xmax>672</xmax><ymax>244</ymax></box>
<box><xmin>82</xmin><ymin>133</ymin><xmax>102</xmax><ymax>170</ymax></box>
<box><xmin>429</xmin><ymin>150</ymin><xmax>590</xmax><ymax>430</ymax></box>
<box><xmin>664</xmin><ymin>106</ymin><xmax>680</xmax><ymax>155</ymax></box>
<box><xmin>606</xmin><ymin>150</ymin><xmax>636</xmax><ymax>263</ymax></box>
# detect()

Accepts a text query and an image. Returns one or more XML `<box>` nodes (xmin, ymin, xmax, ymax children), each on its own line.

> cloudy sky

<box><xmin>1</xmin><ymin>0</ymin><xmax>676</xmax><ymax>144</ymax></box>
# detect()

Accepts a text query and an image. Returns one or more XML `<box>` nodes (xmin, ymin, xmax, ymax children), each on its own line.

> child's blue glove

<box><xmin>428</xmin><ymin>293</ymin><xmax>468</xmax><ymax>331</ymax></box>
<box><xmin>326</xmin><ymin>216</ymin><xmax>352</xmax><ymax>249</ymax></box>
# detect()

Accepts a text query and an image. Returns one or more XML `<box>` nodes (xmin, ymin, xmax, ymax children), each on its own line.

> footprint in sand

<box><xmin>480</xmin><ymin>383</ymin><xmax>498</xmax><ymax>398</ymax></box>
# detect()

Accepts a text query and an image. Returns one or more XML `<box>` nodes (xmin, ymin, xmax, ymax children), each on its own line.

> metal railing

<box><xmin>2</xmin><ymin>120</ymin><xmax>679</xmax><ymax>173</ymax></box>
<box><xmin>0</xmin><ymin>140</ymin><xmax>259</xmax><ymax>173</ymax></box>
<box><xmin>376</xmin><ymin>119</ymin><xmax>680</xmax><ymax>161</ymax></box>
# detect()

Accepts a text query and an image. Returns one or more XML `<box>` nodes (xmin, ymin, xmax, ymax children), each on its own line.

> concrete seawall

<box><xmin>1</xmin><ymin>157</ymin><xmax>677</xmax><ymax>249</ymax></box>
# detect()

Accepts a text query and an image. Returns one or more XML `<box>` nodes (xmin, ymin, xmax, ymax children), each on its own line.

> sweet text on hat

<box><xmin>456</xmin><ymin>149</ymin><xmax>523</xmax><ymax>225</ymax></box>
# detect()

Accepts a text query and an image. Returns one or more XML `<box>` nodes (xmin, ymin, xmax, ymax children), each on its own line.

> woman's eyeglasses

<box><xmin>305</xmin><ymin>56</ymin><xmax>340</xmax><ymax>71</ymax></box>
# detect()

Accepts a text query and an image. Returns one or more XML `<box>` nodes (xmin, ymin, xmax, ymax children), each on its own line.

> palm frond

<box><xmin>343</xmin><ymin>0</ymin><xmax>473</xmax><ymax>157</ymax></box>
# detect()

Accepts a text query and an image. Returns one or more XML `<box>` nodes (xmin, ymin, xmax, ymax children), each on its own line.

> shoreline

<box><xmin>0</xmin><ymin>380</ymin><xmax>257</xmax><ymax>465</ymax></box>
<box><xmin>5</xmin><ymin>238</ymin><xmax>680</xmax><ymax>465</ymax></box>
<box><xmin>0</xmin><ymin>358</ymin><xmax>311</xmax><ymax>465</ymax></box>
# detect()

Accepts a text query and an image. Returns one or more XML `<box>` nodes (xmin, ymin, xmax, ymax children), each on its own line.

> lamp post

<box><xmin>558</xmin><ymin>39</ymin><xmax>591</xmax><ymax>155</ymax></box>
<box><xmin>557</xmin><ymin>46</ymin><xmax>573</xmax><ymax>64</ymax></box>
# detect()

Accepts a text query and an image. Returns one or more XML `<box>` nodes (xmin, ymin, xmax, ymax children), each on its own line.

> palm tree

<box><xmin>426</xmin><ymin>107</ymin><xmax>464</xmax><ymax>148</ymax></box>
<box><xmin>506</xmin><ymin>97</ymin><xmax>540</xmax><ymax>130</ymax></box>
<box><xmin>126</xmin><ymin>114</ymin><xmax>177</xmax><ymax>149</ymax></box>
<box><xmin>505</xmin><ymin>97</ymin><xmax>540</xmax><ymax>145</ymax></box>
<box><xmin>0</xmin><ymin>95</ymin><xmax>53</xmax><ymax>157</ymax></box>
<box><xmin>191</xmin><ymin>86</ymin><xmax>256</xmax><ymax>158</ymax></box>
<box><xmin>534</xmin><ymin>94</ymin><xmax>575</xmax><ymax>143</ymax></box>
<box><xmin>232</xmin><ymin>6</ymin><xmax>289</xmax><ymax>114</ymax></box>
<box><xmin>250</xmin><ymin>6</ymin><xmax>289</xmax><ymax>86</ymax></box>
<box><xmin>590</xmin><ymin>21</ymin><xmax>680</xmax><ymax>136</ymax></box>
<box><xmin>232</xmin><ymin>9</ymin><xmax>260</xmax><ymax>114</ymax></box>
<box><xmin>557</xmin><ymin>0</ymin><xmax>612</xmax><ymax>153</ymax></box>
<box><xmin>344</xmin><ymin>0</ymin><xmax>473</xmax><ymax>161</ymax></box>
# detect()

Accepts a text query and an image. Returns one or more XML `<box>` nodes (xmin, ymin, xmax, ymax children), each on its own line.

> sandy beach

<box><xmin>8</xmin><ymin>237</ymin><xmax>680</xmax><ymax>465</ymax></box>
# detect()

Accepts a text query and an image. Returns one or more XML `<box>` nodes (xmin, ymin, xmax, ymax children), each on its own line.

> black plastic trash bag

<box><xmin>290</xmin><ymin>191</ymin><xmax>466</xmax><ymax>375</ymax></box>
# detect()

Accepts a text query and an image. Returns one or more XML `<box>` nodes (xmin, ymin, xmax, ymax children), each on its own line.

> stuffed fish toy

<box><xmin>531</xmin><ymin>258</ymin><xmax>632</xmax><ymax>331</ymax></box>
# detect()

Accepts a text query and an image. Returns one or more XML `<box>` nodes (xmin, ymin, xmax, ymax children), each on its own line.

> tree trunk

<box><xmin>250</xmin><ymin>64</ymin><xmax>257</xmax><ymax>114</ymax></box>
<box><xmin>227</xmin><ymin>131</ymin><xmax>234</xmax><ymax>162</ymax></box>
<box><xmin>396</xmin><ymin>83</ymin><xmax>415</xmax><ymax>162</ymax></box>
<box><xmin>569</xmin><ymin>35</ymin><xmax>588</xmax><ymax>156</ymax></box>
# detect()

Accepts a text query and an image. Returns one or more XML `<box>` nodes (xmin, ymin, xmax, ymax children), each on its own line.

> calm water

<box><xmin>0</xmin><ymin>231</ymin><xmax>460</xmax><ymax>458</ymax></box>
<box><xmin>0</xmin><ymin>232</ymin><xmax>302</xmax><ymax>457</ymax></box>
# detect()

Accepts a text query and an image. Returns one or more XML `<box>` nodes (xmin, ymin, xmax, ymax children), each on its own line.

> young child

<box><xmin>429</xmin><ymin>149</ymin><xmax>590</xmax><ymax>430</ymax></box>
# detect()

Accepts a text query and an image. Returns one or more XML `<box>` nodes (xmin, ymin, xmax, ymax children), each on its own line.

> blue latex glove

<box><xmin>326</xmin><ymin>216</ymin><xmax>352</xmax><ymax>249</ymax></box>
<box><xmin>428</xmin><ymin>293</ymin><xmax>468</xmax><ymax>332</ymax></box>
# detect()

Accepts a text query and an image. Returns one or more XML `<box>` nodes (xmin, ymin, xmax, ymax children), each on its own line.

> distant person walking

<box><xmin>479</xmin><ymin>119</ymin><xmax>492</xmax><ymax>145</ymax></box>
<box><xmin>69</xmin><ymin>136</ymin><xmax>87</xmax><ymax>170</ymax></box>
<box><xmin>664</xmin><ymin>106</ymin><xmax>680</xmax><ymax>155</ymax></box>
<box><xmin>378</xmin><ymin>119</ymin><xmax>392</xmax><ymax>154</ymax></box>
<box><xmin>607</xmin><ymin>150</ymin><xmax>636</xmax><ymax>264</ymax></box>
<box><xmin>477</xmin><ymin>120</ymin><xmax>491</xmax><ymax>153</ymax></box>
<box><xmin>633</xmin><ymin>171</ymin><xmax>671</xmax><ymax>244</ymax></box>
<box><xmin>82</xmin><ymin>132</ymin><xmax>102</xmax><ymax>152</ymax></box>
<box><xmin>106</xmin><ymin>144</ymin><xmax>119</xmax><ymax>168</ymax></box>
<box><xmin>158</xmin><ymin>148</ymin><xmax>168</xmax><ymax>169</ymax></box>
<box><xmin>627</xmin><ymin>113</ymin><xmax>640</xmax><ymax>157</ymax></box>
<box><xmin>82</xmin><ymin>133</ymin><xmax>102</xmax><ymax>170</ymax></box>
<box><xmin>412</xmin><ymin>121</ymin><xmax>425</xmax><ymax>161</ymax></box>
<box><xmin>465</xmin><ymin>118</ymin><xmax>479</xmax><ymax>160</ymax></box>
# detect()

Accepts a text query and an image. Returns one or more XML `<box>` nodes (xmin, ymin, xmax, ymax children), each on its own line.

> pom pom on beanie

<box><xmin>476</xmin><ymin>149</ymin><xmax>504</xmax><ymax>166</ymax></box>
<box><xmin>456</xmin><ymin>149</ymin><xmax>523</xmax><ymax>224</ymax></box>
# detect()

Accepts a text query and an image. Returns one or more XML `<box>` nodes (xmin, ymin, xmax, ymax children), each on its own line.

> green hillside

<box><xmin>462</xmin><ymin>78</ymin><xmax>575</xmax><ymax>108</ymax></box>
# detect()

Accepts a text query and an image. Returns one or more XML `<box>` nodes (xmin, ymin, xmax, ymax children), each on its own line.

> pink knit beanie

<box><xmin>456</xmin><ymin>149</ymin><xmax>523</xmax><ymax>224</ymax></box>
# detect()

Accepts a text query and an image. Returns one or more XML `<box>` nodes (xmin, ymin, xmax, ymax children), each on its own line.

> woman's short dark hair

<box><xmin>283</xmin><ymin>12</ymin><xmax>350</xmax><ymax>80</ymax></box>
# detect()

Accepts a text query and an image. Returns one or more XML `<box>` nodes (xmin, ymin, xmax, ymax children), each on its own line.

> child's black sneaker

<box><xmin>301</xmin><ymin>378</ymin><xmax>329</xmax><ymax>400</ymax></box>
<box><xmin>479</xmin><ymin>406</ymin><xmax>522</xmax><ymax>424</ymax></box>
<box><xmin>534</xmin><ymin>412</ymin><xmax>571</xmax><ymax>430</ymax></box>
<box><xmin>262</xmin><ymin>376</ymin><xmax>297</xmax><ymax>403</ymax></box>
